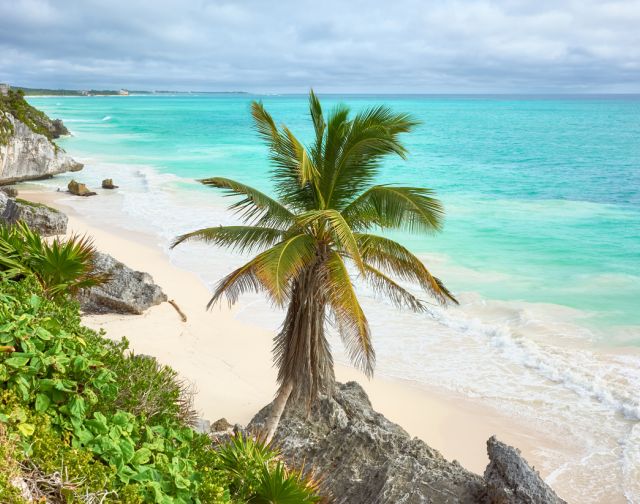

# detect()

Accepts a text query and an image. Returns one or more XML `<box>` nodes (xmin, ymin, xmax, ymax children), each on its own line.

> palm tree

<box><xmin>172</xmin><ymin>91</ymin><xmax>457</xmax><ymax>442</ymax></box>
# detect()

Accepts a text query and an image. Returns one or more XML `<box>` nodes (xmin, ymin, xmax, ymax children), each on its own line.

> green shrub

<box><xmin>0</xmin><ymin>276</ymin><xmax>324</xmax><ymax>503</ymax></box>
<box><xmin>0</xmin><ymin>223</ymin><xmax>109</xmax><ymax>299</ymax></box>
<box><xmin>98</xmin><ymin>347</ymin><xmax>198</xmax><ymax>427</ymax></box>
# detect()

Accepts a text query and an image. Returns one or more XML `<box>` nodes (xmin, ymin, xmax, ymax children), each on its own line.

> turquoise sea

<box><xmin>27</xmin><ymin>94</ymin><xmax>640</xmax><ymax>502</ymax></box>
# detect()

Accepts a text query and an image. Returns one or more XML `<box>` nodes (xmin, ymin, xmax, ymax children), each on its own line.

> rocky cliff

<box><xmin>0</xmin><ymin>90</ymin><xmax>82</xmax><ymax>185</ymax></box>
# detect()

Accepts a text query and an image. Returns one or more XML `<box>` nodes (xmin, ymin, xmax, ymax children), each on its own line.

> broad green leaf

<box><xmin>75</xmin><ymin>428</ymin><xmax>94</xmax><ymax>445</ymax></box>
<box><xmin>35</xmin><ymin>327</ymin><xmax>52</xmax><ymax>341</ymax></box>
<box><xmin>174</xmin><ymin>474</ymin><xmax>191</xmax><ymax>490</ymax></box>
<box><xmin>69</xmin><ymin>396</ymin><xmax>86</xmax><ymax>418</ymax></box>
<box><xmin>4</xmin><ymin>355</ymin><xmax>30</xmax><ymax>368</ymax></box>
<box><xmin>17</xmin><ymin>422</ymin><xmax>35</xmax><ymax>437</ymax></box>
<box><xmin>120</xmin><ymin>438</ymin><xmax>135</xmax><ymax>463</ymax></box>
<box><xmin>112</xmin><ymin>411</ymin><xmax>130</xmax><ymax>427</ymax></box>
<box><xmin>35</xmin><ymin>393</ymin><xmax>51</xmax><ymax>412</ymax></box>
<box><xmin>29</xmin><ymin>294</ymin><xmax>41</xmax><ymax>311</ymax></box>
<box><xmin>132</xmin><ymin>447</ymin><xmax>152</xmax><ymax>465</ymax></box>
<box><xmin>72</xmin><ymin>356</ymin><xmax>88</xmax><ymax>372</ymax></box>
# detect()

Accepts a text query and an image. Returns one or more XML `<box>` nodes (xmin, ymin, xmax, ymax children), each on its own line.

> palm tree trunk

<box><xmin>264</xmin><ymin>381</ymin><xmax>293</xmax><ymax>444</ymax></box>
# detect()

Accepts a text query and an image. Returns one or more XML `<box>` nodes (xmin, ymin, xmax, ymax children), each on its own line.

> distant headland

<box><xmin>5</xmin><ymin>84</ymin><xmax>249</xmax><ymax>97</ymax></box>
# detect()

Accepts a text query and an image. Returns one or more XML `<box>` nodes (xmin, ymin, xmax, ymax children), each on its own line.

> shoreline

<box><xmin>19</xmin><ymin>188</ymin><xmax>577</xmax><ymax>499</ymax></box>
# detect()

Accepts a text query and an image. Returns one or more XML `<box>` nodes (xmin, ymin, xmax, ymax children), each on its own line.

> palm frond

<box><xmin>296</xmin><ymin>210</ymin><xmax>364</xmax><ymax>272</ymax></box>
<box><xmin>207</xmin><ymin>255</ymin><xmax>266</xmax><ymax>309</ymax></box>
<box><xmin>342</xmin><ymin>185</ymin><xmax>444</xmax><ymax>233</ymax></box>
<box><xmin>321</xmin><ymin>107</ymin><xmax>419</xmax><ymax>209</ymax></box>
<box><xmin>253</xmin><ymin>234</ymin><xmax>318</xmax><ymax>305</ymax></box>
<box><xmin>0</xmin><ymin>222</ymin><xmax>108</xmax><ymax>298</ymax></box>
<box><xmin>317</xmin><ymin>104</ymin><xmax>350</xmax><ymax>203</ymax></box>
<box><xmin>0</xmin><ymin>224</ymin><xmax>30</xmax><ymax>279</ymax></box>
<box><xmin>324</xmin><ymin>252</ymin><xmax>374</xmax><ymax>376</ymax></box>
<box><xmin>171</xmin><ymin>225</ymin><xmax>285</xmax><ymax>254</ymax></box>
<box><xmin>251</xmin><ymin>102</ymin><xmax>317</xmax><ymax>211</ymax></box>
<box><xmin>356</xmin><ymin>233</ymin><xmax>457</xmax><ymax>305</ymax></box>
<box><xmin>308</xmin><ymin>89</ymin><xmax>325</xmax><ymax>165</ymax></box>
<box><xmin>361</xmin><ymin>262</ymin><xmax>427</xmax><ymax>312</ymax></box>
<box><xmin>199</xmin><ymin>177</ymin><xmax>295</xmax><ymax>228</ymax></box>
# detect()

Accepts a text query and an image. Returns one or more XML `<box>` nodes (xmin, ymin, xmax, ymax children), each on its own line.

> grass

<box><xmin>14</xmin><ymin>198</ymin><xmax>60</xmax><ymax>213</ymax></box>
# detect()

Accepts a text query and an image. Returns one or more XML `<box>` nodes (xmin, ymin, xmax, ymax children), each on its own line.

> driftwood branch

<box><xmin>168</xmin><ymin>299</ymin><xmax>187</xmax><ymax>322</ymax></box>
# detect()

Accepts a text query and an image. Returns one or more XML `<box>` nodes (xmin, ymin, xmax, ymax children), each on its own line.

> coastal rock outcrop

<box><xmin>0</xmin><ymin>186</ymin><xmax>18</xmax><ymax>197</ymax></box>
<box><xmin>0</xmin><ymin>192</ymin><xmax>68</xmax><ymax>236</ymax></box>
<box><xmin>249</xmin><ymin>382</ymin><xmax>566</xmax><ymax>504</ymax></box>
<box><xmin>68</xmin><ymin>179</ymin><xmax>96</xmax><ymax>196</ymax></box>
<box><xmin>48</xmin><ymin>118</ymin><xmax>69</xmax><ymax>139</ymax></box>
<box><xmin>78</xmin><ymin>252</ymin><xmax>167</xmax><ymax>314</ymax></box>
<box><xmin>484</xmin><ymin>436</ymin><xmax>566</xmax><ymax>504</ymax></box>
<box><xmin>0</xmin><ymin>113</ymin><xmax>83</xmax><ymax>185</ymax></box>
<box><xmin>102</xmin><ymin>178</ymin><xmax>118</xmax><ymax>189</ymax></box>
<box><xmin>249</xmin><ymin>381</ymin><xmax>485</xmax><ymax>503</ymax></box>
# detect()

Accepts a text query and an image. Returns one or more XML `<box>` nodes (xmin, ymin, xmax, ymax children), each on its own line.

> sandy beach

<box><xmin>18</xmin><ymin>188</ymin><xmax>579</xmax><ymax>500</ymax></box>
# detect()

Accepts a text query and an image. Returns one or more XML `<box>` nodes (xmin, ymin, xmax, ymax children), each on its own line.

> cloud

<box><xmin>0</xmin><ymin>0</ymin><xmax>638</xmax><ymax>92</ymax></box>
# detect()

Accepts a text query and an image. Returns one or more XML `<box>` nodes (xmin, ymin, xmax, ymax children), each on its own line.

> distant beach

<box><xmin>22</xmin><ymin>94</ymin><xmax>640</xmax><ymax>502</ymax></box>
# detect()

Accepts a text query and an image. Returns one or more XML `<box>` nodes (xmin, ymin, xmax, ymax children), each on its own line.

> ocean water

<box><xmin>27</xmin><ymin>94</ymin><xmax>640</xmax><ymax>502</ymax></box>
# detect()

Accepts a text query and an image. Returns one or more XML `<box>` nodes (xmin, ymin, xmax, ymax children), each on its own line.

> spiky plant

<box><xmin>0</xmin><ymin>222</ymin><xmax>108</xmax><ymax>299</ymax></box>
<box><xmin>216</xmin><ymin>433</ymin><xmax>323</xmax><ymax>503</ymax></box>
<box><xmin>172</xmin><ymin>91</ymin><xmax>456</xmax><ymax>441</ymax></box>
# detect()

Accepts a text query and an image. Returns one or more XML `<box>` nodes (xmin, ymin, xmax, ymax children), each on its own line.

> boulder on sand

<box><xmin>78</xmin><ymin>252</ymin><xmax>167</xmax><ymax>314</ymax></box>
<box><xmin>0</xmin><ymin>192</ymin><xmax>68</xmax><ymax>236</ymax></box>
<box><xmin>101</xmin><ymin>178</ymin><xmax>118</xmax><ymax>189</ymax></box>
<box><xmin>68</xmin><ymin>179</ymin><xmax>96</xmax><ymax>197</ymax></box>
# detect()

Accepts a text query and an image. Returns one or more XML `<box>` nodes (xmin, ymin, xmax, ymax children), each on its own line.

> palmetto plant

<box><xmin>172</xmin><ymin>91</ymin><xmax>456</xmax><ymax>442</ymax></box>
<box><xmin>0</xmin><ymin>222</ymin><xmax>109</xmax><ymax>299</ymax></box>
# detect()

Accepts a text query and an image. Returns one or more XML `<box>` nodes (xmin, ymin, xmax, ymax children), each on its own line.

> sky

<box><xmin>0</xmin><ymin>0</ymin><xmax>639</xmax><ymax>93</ymax></box>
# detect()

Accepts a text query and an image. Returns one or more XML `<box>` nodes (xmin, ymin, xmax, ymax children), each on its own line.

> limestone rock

<box><xmin>212</xmin><ymin>418</ymin><xmax>233</xmax><ymax>432</ymax></box>
<box><xmin>0</xmin><ymin>192</ymin><xmax>68</xmax><ymax>236</ymax></box>
<box><xmin>48</xmin><ymin>118</ymin><xmax>69</xmax><ymax>139</ymax></box>
<box><xmin>249</xmin><ymin>381</ymin><xmax>485</xmax><ymax>504</ymax></box>
<box><xmin>68</xmin><ymin>179</ymin><xmax>96</xmax><ymax>197</ymax></box>
<box><xmin>484</xmin><ymin>436</ymin><xmax>566</xmax><ymax>504</ymax></box>
<box><xmin>101</xmin><ymin>178</ymin><xmax>118</xmax><ymax>189</ymax></box>
<box><xmin>0</xmin><ymin>186</ymin><xmax>17</xmax><ymax>197</ymax></box>
<box><xmin>0</xmin><ymin>113</ymin><xmax>82</xmax><ymax>185</ymax></box>
<box><xmin>78</xmin><ymin>252</ymin><xmax>167</xmax><ymax>314</ymax></box>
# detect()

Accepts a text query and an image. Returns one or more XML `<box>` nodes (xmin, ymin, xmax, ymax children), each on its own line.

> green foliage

<box><xmin>250</xmin><ymin>462</ymin><xmax>322</xmax><ymax>504</ymax></box>
<box><xmin>216</xmin><ymin>434</ymin><xmax>322</xmax><ymax>503</ymax></box>
<box><xmin>98</xmin><ymin>348</ymin><xmax>197</xmax><ymax>426</ymax></box>
<box><xmin>0</xmin><ymin>89</ymin><xmax>56</xmax><ymax>145</ymax></box>
<box><xmin>14</xmin><ymin>198</ymin><xmax>61</xmax><ymax>213</ymax></box>
<box><xmin>0</xmin><ymin>277</ymin><xmax>324</xmax><ymax>503</ymax></box>
<box><xmin>0</xmin><ymin>222</ymin><xmax>109</xmax><ymax>299</ymax></box>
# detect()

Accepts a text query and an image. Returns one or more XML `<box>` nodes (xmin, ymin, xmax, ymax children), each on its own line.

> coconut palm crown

<box><xmin>172</xmin><ymin>91</ymin><xmax>457</xmax><ymax>441</ymax></box>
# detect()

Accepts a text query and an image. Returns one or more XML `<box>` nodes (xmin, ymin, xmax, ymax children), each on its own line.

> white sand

<box><xmin>19</xmin><ymin>189</ymin><xmax>575</xmax><ymax>499</ymax></box>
